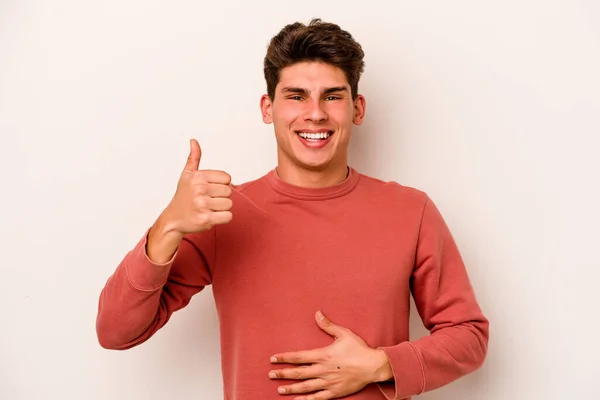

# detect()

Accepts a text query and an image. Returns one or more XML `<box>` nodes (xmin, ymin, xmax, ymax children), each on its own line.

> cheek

<box><xmin>273</xmin><ymin>106</ymin><xmax>300</xmax><ymax>126</ymax></box>
<box><xmin>272</xmin><ymin>113</ymin><xmax>298</xmax><ymax>141</ymax></box>
<box><xmin>329</xmin><ymin>109</ymin><xmax>353</xmax><ymax>127</ymax></box>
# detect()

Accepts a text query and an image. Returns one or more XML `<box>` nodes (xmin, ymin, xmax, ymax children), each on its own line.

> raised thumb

<box><xmin>184</xmin><ymin>139</ymin><xmax>201</xmax><ymax>171</ymax></box>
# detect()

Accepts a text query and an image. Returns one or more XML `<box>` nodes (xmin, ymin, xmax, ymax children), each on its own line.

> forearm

<box><xmin>96</xmin><ymin>224</ymin><xmax>214</xmax><ymax>350</ymax></box>
<box><xmin>377</xmin><ymin>318</ymin><xmax>489</xmax><ymax>399</ymax></box>
<box><xmin>96</xmin><ymin>231</ymin><xmax>174</xmax><ymax>349</ymax></box>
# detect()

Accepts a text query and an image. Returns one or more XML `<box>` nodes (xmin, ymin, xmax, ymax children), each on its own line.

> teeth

<box><xmin>298</xmin><ymin>132</ymin><xmax>331</xmax><ymax>140</ymax></box>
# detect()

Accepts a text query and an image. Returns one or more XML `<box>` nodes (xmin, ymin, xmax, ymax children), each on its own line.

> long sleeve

<box><xmin>377</xmin><ymin>196</ymin><xmax>489</xmax><ymax>399</ymax></box>
<box><xmin>95</xmin><ymin>228</ymin><xmax>216</xmax><ymax>350</ymax></box>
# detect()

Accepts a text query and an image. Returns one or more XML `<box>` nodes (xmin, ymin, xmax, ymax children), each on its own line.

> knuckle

<box><xmin>299</xmin><ymin>382</ymin><xmax>311</xmax><ymax>393</ymax></box>
<box><xmin>194</xmin><ymin>185</ymin><xmax>207</xmax><ymax>196</ymax></box>
<box><xmin>196</xmin><ymin>213</ymin><xmax>210</xmax><ymax>225</ymax></box>
<box><xmin>194</xmin><ymin>196</ymin><xmax>208</xmax><ymax>209</ymax></box>
<box><xmin>192</xmin><ymin>170</ymin><xmax>206</xmax><ymax>181</ymax></box>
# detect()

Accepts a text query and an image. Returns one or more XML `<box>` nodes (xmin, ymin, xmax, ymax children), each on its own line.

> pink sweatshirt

<box><xmin>96</xmin><ymin>167</ymin><xmax>489</xmax><ymax>399</ymax></box>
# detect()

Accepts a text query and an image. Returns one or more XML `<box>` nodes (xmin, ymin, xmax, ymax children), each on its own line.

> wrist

<box><xmin>147</xmin><ymin>214</ymin><xmax>184</xmax><ymax>264</ymax></box>
<box><xmin>155</xmin><ymin>210</ymin><xmax>183</xmax><ymax>237</ymax></box>
<box><xmin>371</xmin><ymin>348</ymin><xmax>394</xmax><ymax>383</ymax></box>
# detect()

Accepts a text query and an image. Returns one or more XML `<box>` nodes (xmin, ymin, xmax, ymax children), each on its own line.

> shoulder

<box><xmin>355</xmin><ymin>172</ymin><xmax>455</xmax><ymax>231</ymax></box>
<box><xmin>225</xmin><ymin>171</ymin><xmax>273</xmax><ymax>214</ymax></box>
<box><xmin>231</xmin><ymin>178</ymin><xmax>264</xmax><ymax>193</ymax></box>
<box><xmin>229</xmin><ymin>171</ymin><xmax>270</xmax><ymax>194</ymax></box>
<box><xmin>356</xmin><ymin>170</ymin><xmax>430</xmax><ymax>207</ymax></box>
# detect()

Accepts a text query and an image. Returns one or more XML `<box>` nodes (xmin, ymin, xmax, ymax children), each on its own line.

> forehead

<box><xmin>277</xmin><ymin>62</ymin><xmax>349</xmax><ymax>90</ymax></box>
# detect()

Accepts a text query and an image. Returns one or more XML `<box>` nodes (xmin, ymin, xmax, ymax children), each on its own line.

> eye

<box><xmin>289</xmin><ymin>96</ymin><xmax>303</xmax><ymax>101</ymax></box>
<box><xmin>325</xmin><ymin>96</ymin><xmax>340</xmax><ymax>101</ymax></box>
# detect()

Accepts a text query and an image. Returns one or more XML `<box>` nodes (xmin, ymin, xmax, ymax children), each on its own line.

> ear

<box><xmin>352</xmin><ymin>94</ymin><xmax>366</xmax><ymax>125</ymax></box>
<box><xmin>260</xmin><ymin>94</ymin><xmax>273</xmax><ymax>124</ymax></box>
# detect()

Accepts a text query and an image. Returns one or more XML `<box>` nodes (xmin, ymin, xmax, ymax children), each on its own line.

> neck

<box><xmin>275</xmin><ymin>163</ymin><xmax>349</xmax><ymax>188</ymax></box>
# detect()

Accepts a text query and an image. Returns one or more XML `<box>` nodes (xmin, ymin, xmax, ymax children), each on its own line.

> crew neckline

<box><xmin>266</xmin><ymin>167</ymin><xmax>360</xmax><ymax>200</ymax></box>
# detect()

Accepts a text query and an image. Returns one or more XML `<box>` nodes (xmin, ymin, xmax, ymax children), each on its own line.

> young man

<box><xmin>96</xmin><ymin>18</ymin><xmax>489</xmax><ymax>400</ymax></box>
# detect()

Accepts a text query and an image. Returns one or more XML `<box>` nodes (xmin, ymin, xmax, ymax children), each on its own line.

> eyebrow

<box><xmin>281</xmin><ymin>86</ymin><xmax>348</xmax><ymax>95</ymax></box>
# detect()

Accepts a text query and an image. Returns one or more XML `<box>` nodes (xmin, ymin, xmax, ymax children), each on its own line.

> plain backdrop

<box><xmin>1</xmin><ymin>0</ymin><xmax>599</xmax><ymax>399</ymax></box>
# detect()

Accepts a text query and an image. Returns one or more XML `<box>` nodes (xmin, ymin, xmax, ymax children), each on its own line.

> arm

<box><xmin>96</xmin><ymin>139</ymin><xmax>231</xmax><ymax>350</ymax></box>
<box><xmin>377</xmin><ymin>196</ymin><xmax>489</xmax><ymax>399</ymax></box>
<box><xmin>95</xmin><ymin>223</ymin><xmax>216</xmax><ymax>350</ymax></box>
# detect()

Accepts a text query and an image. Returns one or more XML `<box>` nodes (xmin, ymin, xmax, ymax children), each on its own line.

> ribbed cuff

<box><xmin>124</xmin><ymin>230</ymin><xmax>176</xmax><ymax>291</ymax></box>
<box><xmin>376</xmin><ymin>341</ymin><xmax>425</xmax><ymax>400</ymax></box>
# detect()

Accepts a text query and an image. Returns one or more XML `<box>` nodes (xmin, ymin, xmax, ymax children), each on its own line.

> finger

<box><xmin>269</xmin><ymin>365</ymin><xmax>320</xmax><ymax>380</ymax></box>
<box><xmin>270</xmin><ymin>349</ymin><xmax>325</xmax><ymax>365</ymax></box>
<box><xmin>202</xmin><ymin>183</ymin><xmax>233</xmax><ymax>198</ymax></box>
<box><xmin>315</xmin><ymin>311</ymin><xmax>346</xmax><ymax>339</ymax></box>
<box><xmin>206</xmin><ymin>197</ymin><xmax>233</xmax><ymax>212</ymax></box>
<box><xmin>184</xmin><ymin>139</ymin><xmax>201</xmax><ymax>172</ymax></box>
<box><xmin>207</xmin><ymin>211</ymin><xmax>233</xmax><ymax>226</ymax></box>
<box><xmin>276</xmin><ymin>379</ymin><xmax>328</xmax><ymax>395</ymax></box>
<box><xmin>197</xmin><ymin>170</ymin><xmax>232</xmax><ymax>185</ymax></box>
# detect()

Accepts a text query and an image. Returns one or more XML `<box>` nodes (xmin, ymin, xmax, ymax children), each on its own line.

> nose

<box><xmin>304</xmin><ymin>99</ymin><xmax>328</xmax><ymax>123</ymax></box>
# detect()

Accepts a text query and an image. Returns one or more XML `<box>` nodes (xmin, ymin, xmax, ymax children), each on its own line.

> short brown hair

<box><xmin>263</xmin><ymin>18</ymin><xmax>365</xmax><ymax>100</ymax></box>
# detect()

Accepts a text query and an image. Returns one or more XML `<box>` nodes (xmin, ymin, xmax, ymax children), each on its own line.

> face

<box><xmin>260</xmin><ymin>61</ymin><xmax>366</xmax><ymax>174</ymax></box>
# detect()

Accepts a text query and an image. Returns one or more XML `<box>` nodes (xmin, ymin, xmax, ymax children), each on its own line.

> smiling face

<box><xmin>260</xmin><ymin>61</ymin><xmax>366</xmax><ymax>182</ymax></box>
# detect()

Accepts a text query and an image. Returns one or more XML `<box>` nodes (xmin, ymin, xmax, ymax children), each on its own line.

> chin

<box><xmin>300</xmin><ymin>163</ymin><xmax>328</xmax><ymax>172</ymax></box>
<box><xmin>296</xmin><ymin>156</ymin><xmax>336</xmax><ymax>171</ymax></box>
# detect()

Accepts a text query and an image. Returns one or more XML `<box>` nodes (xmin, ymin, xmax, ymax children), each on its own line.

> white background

<box><xmin>1</xmin><ymin>0</ymin><xmax>599</xmax><ymax>399</ymax></box>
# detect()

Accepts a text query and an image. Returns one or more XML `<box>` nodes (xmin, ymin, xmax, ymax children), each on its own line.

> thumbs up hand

<box><xmin>165</xmin><ymin>139</ymin><xmax>234</xmax><ymax>236</ymax></box>
<box><xmin>147</xmin><ymin>139</ymin><xmax>233</xmax><ymax>264</ymax></box>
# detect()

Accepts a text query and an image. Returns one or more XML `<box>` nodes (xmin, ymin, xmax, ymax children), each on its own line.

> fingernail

<box><xmin>278</xmin><ymin>387</ymin><xmax>286</xmax><ymax>394</ymax></box>
<box><xmin>317</xmin><ymin>311</ymin><xmax>324</xmax><ymax>320</ymax></box>
<box><xmin>270</xmin><ymin>356</ymin><xmax>277</xmax><ymax>362</ymax></box>
<box><xmin>269</xmin><ymin>372</ymin><xmax>277</xmax><ymax>378</ymax></box>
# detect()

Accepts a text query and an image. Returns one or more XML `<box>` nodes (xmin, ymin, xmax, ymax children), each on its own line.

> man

<box><xmin>96</xmin><ymin>18</ymin><xmax>489</xmax><ymax>400</ymax></box>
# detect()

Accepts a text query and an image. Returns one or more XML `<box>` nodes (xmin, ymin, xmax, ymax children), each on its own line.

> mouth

<box><xmin>296</xmin><ymin>130</ymin><xmax>333</xmax><ymax>140</ymax></box>
<box><xmin>295</xmin><ymin>130</ymin><xmax>334</xmax><ymax>149</ymax></box>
